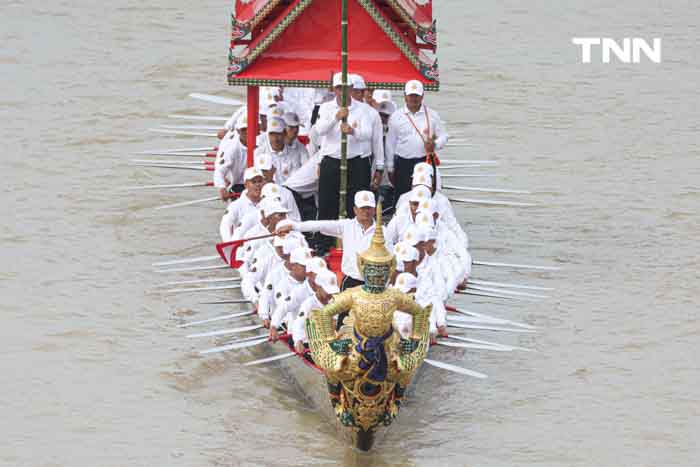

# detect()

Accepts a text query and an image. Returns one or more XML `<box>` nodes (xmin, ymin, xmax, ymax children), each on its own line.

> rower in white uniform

<box><xmin>269</xmin><ymin>246</ymin><xmax>313</xmax><ymax>342</ymax></box>
<box><xmin>291</xmin><ymin>268</ymin><xmax>340</xmax><ymax>353</ymax></box>
<box><xmin>213</xmin><ymin>114</ymin><xmax>249</xmax><ymax>202</ymax></box>
<box><xmin>219</xmin><ymin>167</ymin><xmax>264</xmax><ymax>242</ymax></box>
<box><xmin>254</xmin><ymin>116</ymin><xmax>305</xmax><ymax>186</ymax></box>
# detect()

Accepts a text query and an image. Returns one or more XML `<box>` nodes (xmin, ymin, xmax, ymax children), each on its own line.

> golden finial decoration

<box><xmin>357</xmin><ymin>200</ymin><xmax>396</xmax><ymax>273</ymax></box>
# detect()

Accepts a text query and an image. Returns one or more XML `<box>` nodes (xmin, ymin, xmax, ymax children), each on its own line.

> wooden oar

<box><xmin>168</xmin><ymin>114</ymin><xmax>228</xmax><ymax>122</ymax></box>
<box><xmin>154</xmin><ymin>196</ymin><xmax>220</xmax><ymax>211</ymax></box>
<box><xmin>442</xmin><ymin>184</ymin><xmax>531</xmax><ymax>195</ymax></box>
<box><xmin>163</xmin><ymin>284</ymin><xmax>241</xmax><ymax>294</ymax></box>
<box><xmin>136</xmin><ymin>146</ymin><xmax>216</xmax><ymax>154</ymax></box>
<box><xmin>177</xmin><ymin>310</ymin><xmax>255</xmax><ymax>328</ymax></box>
<box><xmin>454</xmin><ymin>289</ymin><xmax>530</xmax><ymax>300</ymax></box>
<box><xmin>469</xmin><ymin>279</ymin><xmax>554</xmax><ymax>291</ymax></box>
<box><xmin>155</xmin><ymin>264</ymin><xmax>229</xmax><ymax>274</ymax></box>
<box><xmin>243</xmin><ymin>352</ymin><xmax>296</xmax><ymax>366</ymax></box>
<box><xmin>130</xmin><ymin>163</ymin><xmax>213</xmax><ymax>171</ymax></box>
<box><xmin>449</xmin><ymin>197</ymin><xmax>537</xmax><ymax>207</ymax></box>
<box><xmin>122</xmin><ymin>182</ymin><xmax>213</xmax><ymax>190</ymax></box>
<box><xmin>447</xmin><ymin>335</ymin><xmax>534</xmax><ymax>352</ymax></box>
<box><xmin>157</xmin><ymin>277</ymin><xmax>238</xmax><ymax>287</ymax></box>
<box><xmin>436</xmin><ymin>340</ymin><xmax>512</xmax><ymax>351</ymax></box>
<box><xmin>200</xmin><ymin>337</ymin><xmax>269</xmax><ymax>355</ymax></box>
<box><xmin>159</xmin><ymin>124</ymin><xmax>223</xmax><ymax>131</ymax></box>
<box><xmin>153</xmin><ymin>255</ymin><xmax>221</xmax><ymax>267</ymax></box>
<box><xmin>447</xmin><ymin>306</ymin><xmax>536</xmax><ymax>330</ymax></box>
<box><xmin>472</xmin><ymin>261</ymin><xmax>561</xmax><ymax>271</ymax></box>
<box><xmin>149</xmin><ymin>129</ymin><xmax>218</xmax><ymax>137</ymax></box>
<box><xmin>440</xmin><ymin>174</ymin><xmax>500</xmax><ymax>178</ymax></box>
<box><xmin>466</xmin><ymin>284</ymin><xmax>549</xmax><ymax>299</ymax></box>
<box><xmin>424</xmin><ymin>358</ymin><xmax>487</xmax><ymax>379</ymax></box>
<box><xmin>132</xmin><ymin>152</ymin><xmax>215</xmax><ymax>158</ymax></box>
<box><xmin>131</xmin><ymin>159</ymin><xmax>214</xmax><ymax>165</ymax></box>
<box><xmin>447</xmin><ymin>322</ymin><xmax>535</xmax><ymax>333</ymax></box>
<box><xmin>199</xmin><ymin>299</ymin><xmax>251</xmax><ymax>305</ymax></box>
<box><xmin>186</xmin><ymin>324</ymin><xmax>263</xmax><ymax>339</ymax></box>
<box><xmin>447</xmin><ymin>314</ymin><xmax>535</xmax><ymax>331</ymax></box>
<box><xmin>189</xmin><ymin>93</ymin><xmax>243</xmax><ymax>106</ymax></box>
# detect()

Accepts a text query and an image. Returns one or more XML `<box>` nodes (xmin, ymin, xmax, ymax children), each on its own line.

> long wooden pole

<box><xmin>246</xmin><ymin>85</ymin><xmax>259</xmax><ymax>167</ymax></box>
<box><xmin>338</xmin><ymin>0</ymin><xmax>349</xmax><ymax>220</ymax></box>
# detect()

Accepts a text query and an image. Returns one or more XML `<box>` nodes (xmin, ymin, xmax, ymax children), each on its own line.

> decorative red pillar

<box><xmin>246</xmin><ymin>85</ymin><xmax>259</xmax><ymax>167</ymax></box>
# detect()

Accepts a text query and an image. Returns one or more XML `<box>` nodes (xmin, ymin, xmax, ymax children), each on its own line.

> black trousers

<box><xmin>318</xmin><ymin>156</ymin><xmax>371</xmax><ymax>221</ymax></box>
<box><xmin>393</xmin><ymin>156</ymin><xmax>425</xmax><ymax>206</ymax></box>
<box><xmin>337</xmin><ymin>276</ymin><xmax>365</xmax><ymax>330</ymax></box>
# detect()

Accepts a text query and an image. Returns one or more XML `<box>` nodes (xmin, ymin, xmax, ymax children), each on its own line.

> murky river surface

<box><xmin>2</xmin><ymin>0</ymin><xmax>699</xmax><ymax>466</ymax></box>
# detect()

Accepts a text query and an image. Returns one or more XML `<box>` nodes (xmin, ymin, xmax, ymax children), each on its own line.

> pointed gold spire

<box><xmin>357</xmin><ymin>200</ymin><xmax>395</xmax><ymax>271</ymax></box>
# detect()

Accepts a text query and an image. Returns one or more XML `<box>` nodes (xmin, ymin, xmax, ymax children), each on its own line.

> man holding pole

<box><xmin>385</xmin><ymin>80</ymin><xmax>449</xmax><ymax>205</ymax></box>
<box><xmin>315</xmin><ymin>73</ymin><xmax>379</xmax><ymax>221</ymax></box>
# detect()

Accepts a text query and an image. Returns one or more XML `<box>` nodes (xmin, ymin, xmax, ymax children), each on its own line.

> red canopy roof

<box><xmin>227</xmin><ymin>0</ymin><xmax>439</xmax><ymax>90</ymax></box>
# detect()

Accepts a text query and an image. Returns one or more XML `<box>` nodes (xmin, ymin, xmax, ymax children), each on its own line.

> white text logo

<box><xmin>572</xmin><ymin>38</ymin><xmax>662</xmax><ymax>63</ymax></box>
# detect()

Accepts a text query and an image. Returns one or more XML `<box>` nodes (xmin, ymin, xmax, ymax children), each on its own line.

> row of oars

<box><xmin>136</xmin><ymin>92</ymin><xmax>560</xmax><ymax>375</ymax></box>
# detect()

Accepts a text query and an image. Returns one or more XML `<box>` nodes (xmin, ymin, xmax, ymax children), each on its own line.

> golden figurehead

<box><xmin>306</xmin><ymin>201</ymin><xmax>432</xmax><ymax>451</ymax></box>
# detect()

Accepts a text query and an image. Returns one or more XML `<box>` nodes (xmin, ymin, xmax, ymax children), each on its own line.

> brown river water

<box><xmin>2</xmin><ymin>1</ymin><xmax>699</xmax><ymax>466</ymax></box>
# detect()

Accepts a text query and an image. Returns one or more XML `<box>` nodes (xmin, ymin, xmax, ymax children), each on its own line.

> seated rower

<box><xmin>276</xmin><ymin>190</ymin><xmax>377</xmax><ymax>292</ymax></box>
<box><xmin>254</xmin><ymin>116</ymin><xmax>306</xmax><ymax>186</ymax></box>
<box><xmin>402</xmin><ymin>225</ymin><xmax>448</xmax><ymax>343</ymax></box>
<box><xmin>392</xmin><ymin>272</ymin><xmax>418</xmax><ymax>339</ymax></box>
<box><xmin>269</xmin><ymin>246</ymin><xmax>313</xmax><ymax>342</ymax></box>
<box><xmin>219</xmin><ymin>167</ymin><xmax>264</xmax><ymax>242</ymax></box>
<box><xmin>291</xmin><ymin>267</ymin><xmax>340</xmax><ymax>354</ymax></box>
<box><xmin>240</xmin><ymin>220</ymin><xmax>295</xmax><ymax>312</ymax></box>
<box><xmin>258</xmin><ymin>233</ymin><xmax>307</xmax><ymax>328</ymax></box>
<box><xmin>213</xmin><ymin>115</ymin><xmax>248</xmax><ymax>202</ymax></box>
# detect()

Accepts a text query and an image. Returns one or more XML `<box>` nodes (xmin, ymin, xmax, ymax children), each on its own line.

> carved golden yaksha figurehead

<box><xmin>357</xmin><ymin>201</ymin><xmax>396</xmax><ymax>293</ymax></box>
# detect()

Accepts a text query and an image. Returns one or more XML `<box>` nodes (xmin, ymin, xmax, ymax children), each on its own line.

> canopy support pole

<box><xmin>246</xmin><ymin>86</ymin><xmax>259</xmax><ymax>167</ymax></box>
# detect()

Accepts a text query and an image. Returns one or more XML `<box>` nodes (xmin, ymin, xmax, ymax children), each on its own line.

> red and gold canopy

<box><xmin>227</xmin><ymin>0</ymin><xmax>439</xmax><ymax>91</ymax></box>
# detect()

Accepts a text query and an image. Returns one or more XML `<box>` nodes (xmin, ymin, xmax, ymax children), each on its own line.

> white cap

<box><xmin>306</xmin><ymin>257</ymin><xmax>327</xmax><ymax>275</ymax></box>
<box><xmin>267</xmin><ymin>117</ymin><xmax>286</xmax><ymax>134</ymax></box>
<box><xmin>409</xmin><ymin>185</ymin><xmax>431</xmax><ymax>203</ymax></box>
<box><xmin>255</xmin><ymin>153</ymin><xmax>273</xmax><ymax>171</ymax></box>
<box><xmin>412</xmin><ymin>173</ymin><xmax>432</xmax><ymax>188</ymax></box>
<box><xmin>394</xmin><ymin>241</ymin><xmax>418</xmax><ymax>262</ymax></box>
<box><xmin>417</xmin><ymin>223</ymin><xmax>437</xmax><ymax>241</ymax></box>
<box><xmin>394</xmin><ymin>272</ymin><xmax>417</xmax><ymax>293</ymax></box>
<box><xmin>377</xmin><ymin>100</ymin><xmax>396</xmax><ymax>115</ymax></box>
<box><xmin>244</xmin><ymin>167</ymin><xmax>263</xmax><ymax>182</ymax></box>
<box><xmin>413</xmin><ymin>162</ymin><xmax>434</xmax><ymax>178</ymax></box>
<box><xmin>282</xmin><ymin>234</ymin><xmax>305</xmax><ymax>255</ymax></box>
<box><xmin>289</xmin><ymin>246</ymin><xmax>313</xmax><ymax>266</ymax></box>
<box><xmin>261</xmin><ymin>183</ymin><xmax>282</xmax><ymax>200</ymax></box>
<box><xmin>261</xmin><ymin>199</ymin><xmax>288</xmax><ymax>217</ymax></box>
<box><xmin>316</xmin><ymin>269</ymin><xmax>340</xmax><ymax>294</ymax></box>
<box><xmin>273</xmin><ymin>220</ymin><xmax>293</xmax><ymax>247</ymax></box>
<box><xmin>332</xmin><ymin>72</ymin><xmax>352</xmax><ymax>88</ymax></box>
<box><xmin>372</xmin><ymin>89</ymin><xmax>393</xmax><ymax>103</ymax></box>
<box><xmin>261</xmin><ymin>86</ymin><xmax>281</xmax><ymax>106</ymax></box>
<box><xmin>354</xmin><ymin>190</ymin><xmax>376</xmax><ymax>208</ymax></box>
<box><xmin>283</xmin><ymin>112</ymin><xmax>303</xmax><ymax>127</ymax></box>
<box><xmin>402</xmin><ymin>225</ymin><xmax>420</xmax><ymax>246</ymax></box>
<box><xmin>404</xmin><ymin>80</ymin><xmax>424</xmax><ymax>96</ymax></box>
<box><xmin>416</xmin><ymin>197</ymin><xmax>437</xmax><ymax>215</ymax></box>
<box><xmin>414</xmin><ymin>211</ymin><xmax>435</xmax><ymax>228</ymax></box>
<box><xmin>235</xmin><ymin>114</ymin><xmax>248</xmax><ymax>130</ymax></box>
<box><xmin>350</xmin><ymin>74</ymin><xmax>367</xmax><ymax>90</ymax></box>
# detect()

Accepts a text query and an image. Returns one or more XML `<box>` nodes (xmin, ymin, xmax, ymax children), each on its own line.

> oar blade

<box><xmin>243</xmin><ymin>352</ymin><xmax>296</xmax><ymax>366</ymax></box>
<box><xmin>424</xmin><ymin>358</ymin><xmax>487</xmax><ymax>379</ymax></box>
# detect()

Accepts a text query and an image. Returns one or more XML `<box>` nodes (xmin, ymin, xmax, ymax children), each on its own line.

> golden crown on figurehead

<box><xmin>357</xmin><ymin>201</ymin><xmax>396</xmax><ymax>275</ymax></box>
